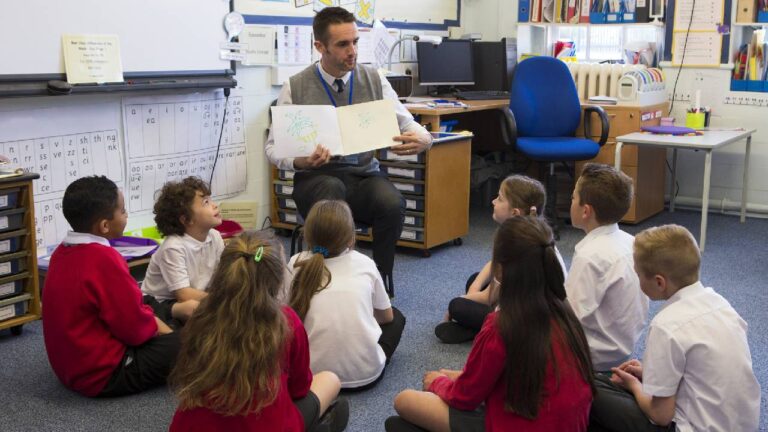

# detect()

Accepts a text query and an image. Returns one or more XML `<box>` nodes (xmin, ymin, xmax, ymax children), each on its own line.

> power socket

<box><xmin>669</xmin><ymin>91</ymin><xmax>691</xmax><ymax>102</ymax></box>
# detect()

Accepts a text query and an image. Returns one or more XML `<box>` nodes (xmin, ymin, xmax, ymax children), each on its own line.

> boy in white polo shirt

<box><xmin>589</xmin><ymin>224</ymin><xmax>760</xmax><ymax>432</ymax></box>
<box><xmin>141</xmin><ymin>177</ymin><xmax>224</xmax><ymax>322</ymax></box>
<box><xmin>567</xmin><ymin>163</ymin><xmax>648</xmax><ymax>371</ymax></box>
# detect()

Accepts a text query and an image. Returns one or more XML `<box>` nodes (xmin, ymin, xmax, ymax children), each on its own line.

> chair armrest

<box><xmin>583</xmin><ymin>105</ymin><xmax>610</xmax><ymax>147</ymax></box>
<box><xmin>499</xmin><ymin>107</ymin><xmax>517</xmax><ymax>149</ymax></box>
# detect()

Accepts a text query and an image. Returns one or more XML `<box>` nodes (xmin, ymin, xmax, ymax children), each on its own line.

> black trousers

<box><xmin>98</xmin><ymin>332</ymin><xmax>181</xmax><ymax>397</ymax></box>
<box><xmin>446</xmin><ymin>272</ymin><xmax>492</xmax><ymax>335</ymax></box>
<box><xmin>345</xmin><ymin>307</ymin><xmax>407</xmax><ymax>392</ymax></box>
<box><xmin>292</xmin><ymin>170</ymin><xmax>404</xmax><ymax>278</ymax></box>
<box><xmin>588</xmin><ymin>374</ymin><xmax>676</xmax><ymax>432</ymax></box>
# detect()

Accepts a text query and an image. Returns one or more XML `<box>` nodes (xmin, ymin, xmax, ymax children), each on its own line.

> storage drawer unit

<box><xmin>0</xmin><ymin>174</ymin><xmax>41</xmax><ymax>336</ymax></box>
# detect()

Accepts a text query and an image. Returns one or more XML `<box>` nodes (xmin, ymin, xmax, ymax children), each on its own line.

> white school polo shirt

<box><xmin>141</xmin><ymin>230</ymin><xmax>224</xmax><ymax>301</ymax></box>
<box><xmin>642</xmin><ymin>282</ymin><xmax>760</xmax><ymax>432</ymax></box>
<box><xmin>287</xmin><ymin>249</ymin><xmax>391</xmax><ymax>388</ymax></box>
<box><xmin>565</xmin><ymin>224</ymin><xmax>649</xmax><ymax>371</ymax></box>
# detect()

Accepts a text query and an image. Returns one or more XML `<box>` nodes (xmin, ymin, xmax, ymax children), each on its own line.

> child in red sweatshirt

<box><xmin>43</xmin><ymin>176</ymin><xmax>179</xmax><ymax>397</ymax></box>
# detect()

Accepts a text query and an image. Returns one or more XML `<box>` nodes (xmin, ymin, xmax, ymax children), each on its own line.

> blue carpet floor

<box><xmin>0</xmin><ymin>206</ymin><xmax>765</xmax><ymax>431</ymax></box>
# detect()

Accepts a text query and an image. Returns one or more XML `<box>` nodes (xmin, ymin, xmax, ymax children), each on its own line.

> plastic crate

<box><xmin>0</xmin><ymin>251</ymin><xmax>28</xmax><ymax>278</ymax></box>
<box><xmin>278</xmin><ymin>197</ymin><xmax>297</xmax><ymax>210</ymax></box>
<box><xmin>0</xmin><ymin>229</ymin><xmax>25</xmax><ymax>255</ymax></box>
<box><xmin>0</xmin><ymin>208</ymin><xmax>25</xmax><ymax>233</ymax></box>
<box><xmin>0</xmin><ymin>293</ymin><xmax>30</xmax><ymax>323</ymax></box>
<box><xmin>0</xmin><ymin>273</ymin><xmax>28</xmax><ymax>300</ymax></box>
<box><xmin>278</xmin><ymin>169</ymin><xmax>295</xmax><ymax>180</ymax></box>
<box><xmin>274</xmin><ymin>183</ymin><xmax>294</xmax><ymax>195</ymax></box>
<box><xmin>378</xmin><ymin>149</ymin><xmax>426</xmax><ymax>164</ymax></box>
<box><xmin>0</xmin><ymin>188</ymin><xmax>20</xmax><ymax>211</ymax></box>
<box><xmin>381</xmin><ymin>165</ymin><xmax>425</xmax><ymax>180</ymax></box>
<box><xmin>403</xmin><ymin>212</ymin><xmax>425</xmax><ymax>228</ymax></box>
<box><xmin>403</xmin><ymin>195</ymin><xmax>425</xmax><ymax>211</ymax></box>
<box><xmin>392</xmin><ymin>181</ymin><xmax>425</xmax><ymax>195</ymax></box>
<box><xmin>278</xmin><ymin>210</ymin><xmax>300</xmax><ymax>224</ymax></box>
<box><xmin>400</xmin><ymin>228</ymin><xmax>424</xmax><ymax>242</ymax></box>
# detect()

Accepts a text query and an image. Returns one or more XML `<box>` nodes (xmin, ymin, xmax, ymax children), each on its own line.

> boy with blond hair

<box><xmin>567</xmin><ymin>163</ymin><xmax>648</xmax><ymax>371</ymax></box>
<box><xmin>589</xmin><ymin>224</ymin><xmax>760</xmax><ymax>431</ymax></box>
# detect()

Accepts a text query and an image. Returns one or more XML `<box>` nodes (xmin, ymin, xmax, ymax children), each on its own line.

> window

<box><xmin>549</xmin><ymin>24</ymin><xmax>661</xmax><ymax>63</ymax></box>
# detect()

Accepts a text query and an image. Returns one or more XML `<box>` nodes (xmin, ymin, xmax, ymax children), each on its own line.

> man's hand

<box><xmin>390</xmin><ymin>131</ymin><xmax>431</xmax><ymax>156</ymax></box>
<box><xmin>422</xmin><ymin>370</ymin><xmax>448</xmax><ymax>390</ymax></box>
<box><xmin>293</xmin><ymin>144</ymin><xmax>331</xmax><ymax>170</ymax></box>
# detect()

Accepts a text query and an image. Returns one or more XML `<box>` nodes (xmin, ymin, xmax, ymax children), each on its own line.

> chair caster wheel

<box><xmin>421</xmin><ymin>249</ymin><xmax>432</xmax><ymax>258</ymax></box>
<box><xmin>10</xmin><ymin>325</ymin><xmax>23</xmax><ymax>336</ymax></box>
<box><xmin>452</xmin><ymin>238</ymin><xmax>463</xmax><ymax>246</ymax></box>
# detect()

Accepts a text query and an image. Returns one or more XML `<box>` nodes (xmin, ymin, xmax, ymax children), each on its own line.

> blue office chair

<box><xmin>501</xmin><ymin>56</ymin><xmax>609</xmax><ymax>233</ymax></box>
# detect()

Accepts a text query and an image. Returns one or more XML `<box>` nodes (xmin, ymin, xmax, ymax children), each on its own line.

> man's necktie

<box><xmin>334</xmin><ymin>78</ymin><xmax>344</xmax><ymax>93</ymax></box>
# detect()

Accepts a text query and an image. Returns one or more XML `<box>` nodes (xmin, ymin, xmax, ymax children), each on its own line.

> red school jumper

<box><xmin>430</xmin><ymin>312</ymin><xmax>593</xmax><ymax>432</ymax></box>
<box><xmin>170</xmin><ymin>307</ymin><xmax>313</xmax><ymax>432</ymax></box>
<box><xmin>42</xmin><ymin>242</ymin><xmax>158</xmax><ymax>396</ymax></box>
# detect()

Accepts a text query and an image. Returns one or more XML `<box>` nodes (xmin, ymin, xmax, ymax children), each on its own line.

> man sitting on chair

<box><xmin>265</xmin><ymin>7</ymin><xmax>433</xmax><ymax>293</ymax></box>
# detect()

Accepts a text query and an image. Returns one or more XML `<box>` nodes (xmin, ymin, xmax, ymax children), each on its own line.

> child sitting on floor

<box><xmin>287</xmin><ymin>200</ymin><xmax>405</xmax><ymax>390</ymax></box>
<box><xmin>141</xmin><ymin>176</ymin><xmax>224</xmax><ymax>322</ymax></box>
<box><xmin>43</xmin><ymin>176</ymin><xmax>179</xmax><ymax>397</ymax></box>
<box><xmin>169</xmin><ymin>230</ymin><xmax>348</xmax><ymax>432</ymax></box>
<box><xmin>588</xmin><ymin>224</ymin><xmax>760</xmax><ymax>432</ymax></box>
<box><xmin>387</xmin><ymin>216</ymin><xmax>594</xmax><ymax>432</ymax></box>
<box><xmin>435</xmin><ymin>175</ymin><xmax>566</xmax><ymax>344</ymax></box>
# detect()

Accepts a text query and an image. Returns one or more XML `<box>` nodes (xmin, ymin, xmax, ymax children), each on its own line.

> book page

<box><xmin>337</xmin><ymin>100</ymin><xmax>401</xmax><ymax>155</ymax></box>
<box><xmin>271</xmin><ymin>105</ymin><xmax>343</xmax><ymax>158</ymax></box>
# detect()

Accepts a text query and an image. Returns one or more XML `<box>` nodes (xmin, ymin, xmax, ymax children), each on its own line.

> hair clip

<box><xmin>253</xmin><ymin>246</ymin><xmax>264</xmax><ymax>262</ymax></box>
<box><xmin>312</xmin><ymin>245</ymin><xmax>329</xmax><ymax>258</ymax></box>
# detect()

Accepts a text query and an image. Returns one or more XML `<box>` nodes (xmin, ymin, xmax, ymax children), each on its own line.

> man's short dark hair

<box><xmin>62</xmin><ymin>176</ymin><xmax>119</xmax><ymax>233</ymax></box>
<box><xmin>313</xmin><ymin>6</ymin><xmax>355</xmax><ymax>45</ymax></box>
<box><xmin>577</xmin><ymin>163</ymin><xmax>633</xmax><ymax>224</ymax></box>
<box><xmin>154</xmin><ymin>176</ymin><xmax>212</xmax><ymax>237</ymax></box>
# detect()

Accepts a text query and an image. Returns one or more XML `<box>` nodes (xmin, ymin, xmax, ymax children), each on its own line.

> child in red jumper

<box><xmin>42</xmin><ymin>176</ymin><xmax>179</xmax><ymax>397</ymax></box>
<box><xmin>386</xmin><ymin>217</ymin><xmax>595</xmax><ymax>432</ymax></box>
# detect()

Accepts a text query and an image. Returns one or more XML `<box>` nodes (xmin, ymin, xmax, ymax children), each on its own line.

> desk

<box><xmin>615</xmin><ymin>129</ymin><xmax>755</xmax><ymax>251</ymax></box>
<box><xmin>406</xmin><ymin>99</ymin><xmax>509</xmax><ymax>132</ymax></box>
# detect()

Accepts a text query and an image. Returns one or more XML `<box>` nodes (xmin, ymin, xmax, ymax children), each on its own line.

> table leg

<box><xmin>700</xmin><ymin>150</ymin><xmax>712</xmax><ymax>252</ymax></box>
<box><xmin>670</xmin><ymin>148</ymin><xmax>678</xmax><ymax>212</ymax></box>
<box><xmin>614</xmin><ymin>141</ymin><xmax>623</xmax><ymax>169</ymax></box>
<box><xmin>741</xmin><ymin>135</ymin><xmax>751</xmax><ymax>223</ymax></box>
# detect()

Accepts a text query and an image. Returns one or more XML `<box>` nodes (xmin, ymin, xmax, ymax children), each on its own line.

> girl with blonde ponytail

<box><xmin>288</xmin><ymin>200</ymin><xmax>405</xmax><ymax>390</ymax></box>
<box><xmin>169</xmin><ymin>230</ymin><xmax>348</xmax><ymax>431</ymax></box>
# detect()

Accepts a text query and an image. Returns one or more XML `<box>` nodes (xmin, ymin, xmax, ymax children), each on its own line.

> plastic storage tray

<box><xmin>0</xmin><ymin>293</ymin><xmax>30</xmax><ymax>323</ymax></box>
<box><xmin>0</xmin><ymin>273</ymin><xmax>28</xmax><ymax>300</ymax></box>
<box><xmin>0</xmin><ymin>208</ymin><xmax>25</xmax><ymax>233</ymax></box>
<box><xmin>0</xmin><ymin>229</ymin><xmax>26</xmax><ymax>255</ymax></box>
<box><xmin>0</xmin><ymin>251</ymin><xmax>28</xmax><ymax>277</ymax></box>
<box><xmin>0</xmin><ymin>188</ymin><xmax>20</xmax><ymax>211</ymax></box>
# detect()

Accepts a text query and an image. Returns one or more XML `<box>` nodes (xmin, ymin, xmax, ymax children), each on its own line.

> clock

<box><xmin>223</xmin><ymin>12</ymin><xmax>245</xmax><ymax>41</ymax></box>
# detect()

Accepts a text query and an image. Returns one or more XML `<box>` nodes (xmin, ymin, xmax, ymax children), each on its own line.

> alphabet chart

<box><xmin>0</xmin><ymin>102</ymin><xmax>125</xmax><ymax>254</ymax></box>
<box><xmin>122</xmin><ymin>92</ymin><xmax>247</xmax><ymax>213</ymax></box>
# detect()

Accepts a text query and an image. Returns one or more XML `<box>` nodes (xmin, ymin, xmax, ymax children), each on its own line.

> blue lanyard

<box><xmin>315</xmin><ymin>67</ymin><xmax>354</xmax><ymax>107</ymax></box>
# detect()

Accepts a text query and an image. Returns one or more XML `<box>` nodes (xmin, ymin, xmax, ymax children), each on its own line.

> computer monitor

<box><xmin>471</xmin><ymin>38</ymin><xmax>518</xmax><ymax>92</ymax></box>
<box><xmin>416</xmin><ymin>39</ymin><xmax>475</xmax><ymax>86</ymax></box>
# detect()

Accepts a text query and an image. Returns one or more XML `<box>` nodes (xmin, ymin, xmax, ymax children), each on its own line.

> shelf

<box><xmin>517</xmin><ymin>21</ymin><xmax>664</xmax><ymax>27</ymax></box>
<box><xmin>731</xmin><ymin>22</ymin><xmax>768</xmax><ymax>26</ymax></box>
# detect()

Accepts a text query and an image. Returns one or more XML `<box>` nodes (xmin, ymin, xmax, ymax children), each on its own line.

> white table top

<box><xmin>616</xmin><ymin>129</ymin><xmax>756</xmax><ymax>150</ymax></box>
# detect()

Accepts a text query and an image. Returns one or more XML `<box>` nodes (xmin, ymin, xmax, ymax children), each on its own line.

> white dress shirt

<box><xmin>565</xmin><ymin>224</ymin><xmax>649</xmax><ymax>371</ymax></box>
<box><xmin>264</xmin><ymin>63</ymin><xmax>432</xmax><ymax>171</ymax></box>
<box><xmin>642</xmin><ymin>282</ymin><xmax>760</xmax><ymax>432</ymax></box>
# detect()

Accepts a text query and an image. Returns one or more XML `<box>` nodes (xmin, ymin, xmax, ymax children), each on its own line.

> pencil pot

<box><xmin>747</xmin><ymin>80</ymin><xmax>764</xmax><ymax>92</ymax></box>
<box><xmin>730</xmin><ymin>79</ymin><xmax>747</xmax><ymax>91</ymax></box>
<box><xmin>758</xmin><ymin>11</ymin><xmax>768</xmax><ymax>22</ymax></box>
<box><xmin>685</xmin><ymin>112</ymin><xmax>705</xmax><ymax>129</ymax></box>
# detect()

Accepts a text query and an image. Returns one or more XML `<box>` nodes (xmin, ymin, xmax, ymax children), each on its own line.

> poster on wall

<box><xmin>355</xmin><ymin>0</ymin><xmax>376</xmax><ymax>24</ymax></box>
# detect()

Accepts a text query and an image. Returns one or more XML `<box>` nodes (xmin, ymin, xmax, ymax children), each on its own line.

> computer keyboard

<box><xmin>454</xmin><ymin>90</ymin><xmax>510</xmax><ymax>100</ymax></box>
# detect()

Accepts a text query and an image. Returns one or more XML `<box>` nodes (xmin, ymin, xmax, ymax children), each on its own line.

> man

<box><xmin>265</xmin><ymin>7</ymin><xmax>433</xmax><ymax>293</ymax></box>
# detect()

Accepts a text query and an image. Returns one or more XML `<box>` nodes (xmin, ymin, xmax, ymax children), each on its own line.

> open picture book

<box><xmin>270</xmin><ymin>99</ymin><xmax>401</xmax><ymax>159</ymax></box>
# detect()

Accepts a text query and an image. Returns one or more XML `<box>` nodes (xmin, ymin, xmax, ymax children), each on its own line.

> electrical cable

<box><xmin>668</xmin><ymin>0</ymin><xmax>696</xmax><ymax>113</ymax></box>
<box><xmin>209</xmin><ymin>87</ymin><xmax>231</xmax><ymax>188</ymax></box>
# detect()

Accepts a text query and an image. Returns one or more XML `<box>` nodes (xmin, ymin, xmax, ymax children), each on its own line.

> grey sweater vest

<box><xmin>289</xmin><ymin>63</ymin><xmax>384</xmax><ymax>173</ymax></box>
